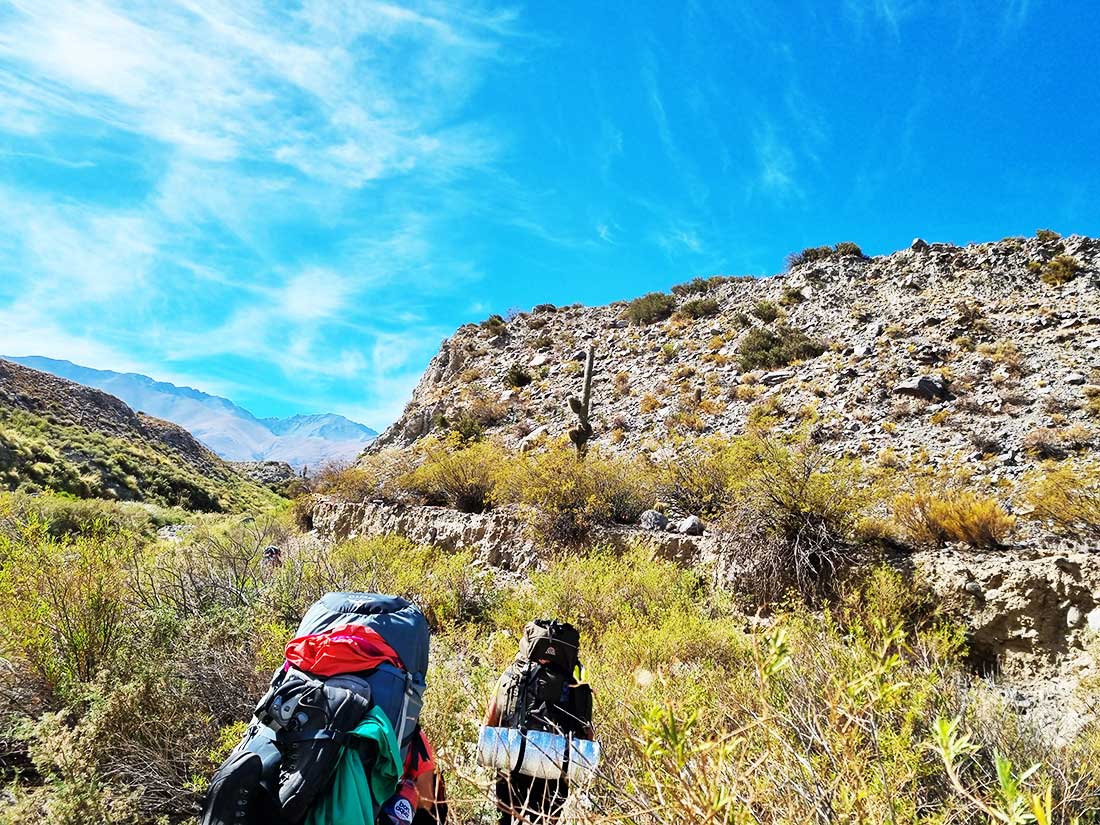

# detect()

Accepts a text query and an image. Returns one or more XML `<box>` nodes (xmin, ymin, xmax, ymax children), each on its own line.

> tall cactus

<box><xmin>567</xmin><ymin>346</ymin><xmax>595</xmax><ymax>457</ymax></box>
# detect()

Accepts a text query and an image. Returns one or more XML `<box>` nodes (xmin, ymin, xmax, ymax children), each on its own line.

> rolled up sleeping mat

<box><xmin>476</xmin><ymin>727</ymin><xmax>601</xmax><ymax>782</ymax></box>
<box><xmin>476</xmin><ymin>726</ymin><xmax>522</xmax><ymax>772</ymax></box>
<box><xmin>566</xmin><ymin>736</ymin><xmax>601</xmax><ymax>783</ymax></box>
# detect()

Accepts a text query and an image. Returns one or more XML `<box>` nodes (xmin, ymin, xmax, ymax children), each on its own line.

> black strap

<box><xmin>513</xmin><ymin>727</ymin><xmax>528</xmax><ymax>777</ymax></box>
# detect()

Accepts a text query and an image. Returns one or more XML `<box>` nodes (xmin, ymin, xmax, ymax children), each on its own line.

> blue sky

<box><xmin>0</xmin><ymin>1</ymin><xmax>1097</xmax><ymax>428</ymax></box>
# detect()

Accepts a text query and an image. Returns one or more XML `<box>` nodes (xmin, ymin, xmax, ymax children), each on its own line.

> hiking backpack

<box><xmin>201</xmin><ymin>593</ymin><xmax>430</xmax><ymax>825</ymax></box>
<box><xmin>497</xmin><ymin>619</ymin><xmax>592</xmax><ymax>739</ymax></box>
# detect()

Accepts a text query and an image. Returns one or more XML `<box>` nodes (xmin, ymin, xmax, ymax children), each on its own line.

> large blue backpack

<box><xmin>201</xmin><ymin>593</ymin><xmax>430</xmax><ymax>825</ymax></box>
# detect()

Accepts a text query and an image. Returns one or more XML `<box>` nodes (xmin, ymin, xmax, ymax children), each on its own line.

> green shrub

<box><xmin>479</xmin><ymin>314</ymin><xmax>505</xmax><ymax>334</ymax></box>
<box><xmin>657</xmin><ymin>436</ymin><xmax>747</xmax><ymax>518</ymax></box>
<box><xmin>779</xmin><ymin>286</ymin><xmax>804</xmax><ymax>306</ymax></box>
<box><xmin>402</xmin><ymin>437</ymin><xmax>505</xmax><ymax>513</ymax></box>
<box><xmin>737</xmin><ymin>324</ymin><xmax>825</xmax><ymax>371</ymax></box>
<box><xmin>313</xmin><ymin>450</ymin><xmax>408</xmax><ymax>502</ymax></box>
<box><xmin>626</xmin><ymin>292</ymin><xmax>676</xmax><ymax>325</ymax></box>
<box><xmin>0</xmin><ymin>520</ymin><xmax>133</xmax><ymax>687</ymax></box>
<box><xmin>671</xmin><ymin>277</ymin><xmax>710</xmax><ymax>296</ymax></box>
<box><xmin>751</xmin><ymin>299</ymin><xmax>780</xmax><ymax>323</ymax></box>
<box><xmin>1035</xmin><ymin>228</ymin><xmax>1061</xmax><ymax>243</ymax></box>
<box><xmin>720</xmin><ymin>436</ymin><xmax>870</xmax><ymax>603</ymax></box>
<box><xmin>786</xmin><ymin>242</ymin><xmax>863</xmax><ymax>269</ymax></box>
<box><xmin>494</xmin><ymin>443</ymin><xmax>656</xmax><ymax>543</ymax></box>
<box><xmin>679</xmin><ymin>297</ymin><xmax>720</xmax><ymax>319</ymax></box>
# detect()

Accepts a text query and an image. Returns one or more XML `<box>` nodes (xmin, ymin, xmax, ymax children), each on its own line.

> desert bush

<box><xmin>671</xmin><ymin>277</ymin><xmax>710</xmax><ymax>296</ymax></box>
<box><xmin>719</xmin><ymin>436</ymin><xmax>870</xmax><ymax>604</ymax></box>
<box><xmin>892</xmin><ymin>486</ymin><xmax>1015</xmax><ymax>548</ymax></box>
<box><xmin>494</xmin><ymin>443</ymin><xmax>656</xmax><ymax>543</ymax></box>
<box><xmin>786</xmin><ymin>242</ymin><xmax>863</xmax><ymax>268</ymax></box>
<box><xmin>0</xmin><ymin>521</ymin><xmax>134</xmax><ymax>688</ymax></box>
<box><xmin>1041</xmin><ymin>254</ymin><xmax>1082</xmax><ymax>286</ymax></box>
<box><xmin>313</xmin><ymin>449</ymin><xmax>408</xmax><ymax>502</ymax></box>
<box><xmin>401</xmin><ymin>437</ymin><xmax>505</xmax><ymax>513</ymax></box>
<box><xmin>1022</xmin><ymin>425</ymin><xmax>1093</xmax><ymax>459</ymax></box>
<box><xmin>438</xmin><ymin>394</ymin><xmax>509</xmax><ymax>442</ymax></box>
<box><xmin>1022</xmin><ymin>460</ymin><xmax>1100</xmax><ymax>540</ymax></box>
<box><xmin>626</xmin><ymin>292</ymin><xmax>676</xmax><ymax>325</ymax></box>
<box><xmin>834</xmin><ymin>240</ymin><xmax>864</xmax><ymax>257</ymax></box>
<box><xmin>785</xmin><ymin>244</ymin><xmax>834</xmax><ymax>268</ymax></box>
<box><xmin>656</xmin><ymin>436</ymin><xmax>747</xmax><ymax>518</ymax></box>
<box><xmin>679</xmin><ymin>297</ymin><xmax>719</xmax><ymax>319</ymax></box>
<box><xmin>751</xmin><ymin>299</ymin><xmax>780</xmax><ymax>322</ymax></box>
<box><xmin>129</xmin><ymin>515</ymin><xmax>290</xmax><ymax>617</ymax></box>
<box><xmin>737</xmin><ymin>324</ymin><xmax>825</xmax><ymax>371</ymax></box>
<box><xmin>504</xmin><ymin>364</ymin><xmax>532</xmax><ymax>388</ymax></box>
<box><xmin>479</xmin><ymin>314</ymin><xmax>505</xmax><ymax>334</ymax></box>
<box><xmin>1035</xmin><ymin>228</ymin><xmax>1061</xmax><ymax>243</ymax></box>
<box><xmin>779</xmin><ymin>285</ymin><xmax>804</xmax><ymax>305</ymax></box>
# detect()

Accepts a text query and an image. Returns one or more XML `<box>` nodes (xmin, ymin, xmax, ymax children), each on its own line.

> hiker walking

<box><xmin>482</xmin><ymin>620</ymin><xmax>595</xmax><ymax>825</ymax></box>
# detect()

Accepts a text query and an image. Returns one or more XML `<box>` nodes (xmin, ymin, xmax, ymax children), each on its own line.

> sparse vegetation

<box><xmin>504</xmin><ymin>364</ymin><xmax>532</xmax><ymax>388</ymax></box>
<box><xmin>737</xmin><ymin>324</ymin><xmax>825</xmax><ymax>371</ymax></box>
<box><xmin>0</xmin><ymin>408</ymin><xmax>278</xmax><ymax>513</ymax></box>
<box><xmin>679</xmin><ymin>297</ymin><xmax>720</xmax><ymax>319</ymax></box>
<box><xmin>626</xmin><ymin>292</ymin><xmax>676</xmax><ymax>325</ymax></box>
<box><xmin>892</xmin><ymin>486</ymin><xmax>1015</xmax><ymax>549</ymax></box>
<box><xmin>1041</xmin><ymin>254</ymin><xmax>1082</xmax><ymax>286</ymax></box>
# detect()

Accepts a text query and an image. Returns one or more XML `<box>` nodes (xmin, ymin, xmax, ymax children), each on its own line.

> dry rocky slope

<box><xmin>350</xmin><ymin>233</ymin><xmax>1100</xmax><ymax>737</ymax></box>
<box><xmin>378</xmin><ymin>233</ymin><xmax>1099</xmax><ymax>476</ymax></box>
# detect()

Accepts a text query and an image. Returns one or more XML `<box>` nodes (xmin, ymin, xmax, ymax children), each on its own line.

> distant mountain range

<box><xmin>1</xmin><ymin>356</ymin><xmax>376</xmax><ymax>470</ymax></box>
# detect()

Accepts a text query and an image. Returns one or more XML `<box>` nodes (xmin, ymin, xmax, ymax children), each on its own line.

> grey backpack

<box><xmin>200</xmin><ymin>593</ymin><xmax>430</xmax><ymax>825</ymax></box>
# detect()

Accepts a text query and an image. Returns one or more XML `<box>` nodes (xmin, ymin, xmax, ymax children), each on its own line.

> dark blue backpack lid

<box><xmin>296</xmin><ymin>592</ymin><xmax>430</xmax><ymax>676</ymax></box>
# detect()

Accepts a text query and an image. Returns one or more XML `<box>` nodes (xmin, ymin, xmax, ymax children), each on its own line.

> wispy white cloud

<box><xmin>843</xmin><ymin>0</ymin><xmax>919</xmax><ymax>40</ymax></box>
<box><xmin>0</xmin><ymin>0</ymin><xmax>517</xmax><ymax>427</ymax></box>
<box><xmin>752</xmin><ymin>120</ymin><xmax>802</xmax><ymax>200</ymax></box>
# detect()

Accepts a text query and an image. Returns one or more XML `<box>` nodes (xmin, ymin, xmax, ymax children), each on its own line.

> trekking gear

<box><xmin>304</xmin><ymin>707</ymin><xmax>403</xmax><ymax>825</ymax></box>
<box><xmin>516</xmin><ymin>619</ymin><xmax>580</xmax><ymax>675</ymax></box>
<box><xmin>477</xmin><ymin>726</ymin><xmax>600</xmax><ymax>783</ymax></box>
<box><xmin>478</xmin><ymin>619</ymin><xmax>598</xmax><ymax>790</ymax></box>
<box><xmin>200</xmin><ymin>593</ymin><xmax>430</xmax><ymax>825</ymax></box>
<box><xmin>497</xmin><ymin>620</ymin><xmax>591</xmax><ymax>737</ymax></box>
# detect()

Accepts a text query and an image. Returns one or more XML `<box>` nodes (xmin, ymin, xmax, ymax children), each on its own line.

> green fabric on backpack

<box><xmin>306</xmin><ymin>705</ymin><xmax>402</xmax><ymax>825</ymax></box>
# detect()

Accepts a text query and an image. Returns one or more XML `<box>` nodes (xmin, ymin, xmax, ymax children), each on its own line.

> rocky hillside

<box><xmin>0</xmin><ymin>359</ymin><xmax>280</xmax><ymax>512</ymax></box>
<box><xmin>376</xmin><ymin>233</ymin><xmax>1099</xmax><ymax>487</ymax></box>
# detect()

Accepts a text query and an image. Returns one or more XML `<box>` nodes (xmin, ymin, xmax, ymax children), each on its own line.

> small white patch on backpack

<box><xmin>393</xmin><ymin>798</ymin><xmax>414</xmax><ymax>821</ymax></box>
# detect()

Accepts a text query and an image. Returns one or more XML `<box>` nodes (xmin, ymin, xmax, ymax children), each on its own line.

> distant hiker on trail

<box><xmin>480</xmin><ymin>620</ymin><xmax>596</xmax><ymax>825</ymax></box>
